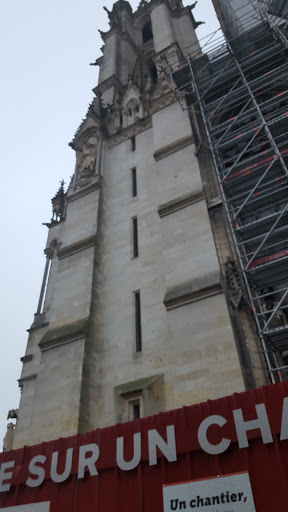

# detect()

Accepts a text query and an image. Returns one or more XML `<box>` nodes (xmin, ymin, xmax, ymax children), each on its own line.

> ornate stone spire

<box><xmin>51</xmin><ymin>180</ymin><xmax>65</xmax><ymax>222</ymax></box>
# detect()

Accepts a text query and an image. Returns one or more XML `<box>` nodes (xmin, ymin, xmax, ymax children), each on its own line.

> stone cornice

<box><xmin>115</xmin><ymin>374</ymin><xmax>163</xmax><ymax>395</ymax></box>
<box><xmin>107</xmin><ymin>116</ymin><xmax>152</xmax><ymax>148</ymax></box>
<box><xmin>39</xmin><ymin>318</ymin><xmax>89</xmax><ymax>352</ymax></box>
<box><xmin>70</xmin><ymin>99</ymin><xmax>101</xmax><ymax>150</ymax></box>
<box><xmin>67</xmin><ymin>180</ymin><xmax>100</xmax><ymax>203</ymax></box>
<box><xmin>28</xmin><ymin>316</ymin><xmax>49</xmax><ymax>332</ymax></box>
<box><xmin>164</xmin><ymin>272</ymin><xmax>223</xmax><ymax>310</ymax></box>
<box><xmin>207</xmin><ymin>197</ymin><xmax>223</xmax><ymax>211</ymax></box>
<box><xmin>18</xmin><ymin>374</ymin><xmax>37</xmax><ymax>388</ymax></box>
<box><xmin>93</xmin><ymin>74</ymin><xmax>124</xmax><ymax>98</ymax></box>
<box><xmin>57</xmin><ymin>235</ymin><xmax>96</xmax><ymax>260</ymax></box>
<box><xmin>70</xmin><ymin>124</ymin><xmax>100</xmax><ymax>152</ymax></box>
<box><xmin>158</xmin><ymin>190</ymin><xmax>204</xmax><ymax>218</ymax></box>
<box><xmin>135</xmin><ymin>0</ymin><xmax>197</xmax><ymax>23</ymax></box>
<box><xmin>154</xmin><ymin>135</ymin><xmax>193</xmax><ymax>161</ymax></box>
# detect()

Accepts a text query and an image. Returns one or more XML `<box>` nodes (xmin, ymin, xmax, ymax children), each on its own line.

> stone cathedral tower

<box><xmin>12</xmin><ymin>0</ymin><xmax>267</xmax><ymax>450</ymax></box>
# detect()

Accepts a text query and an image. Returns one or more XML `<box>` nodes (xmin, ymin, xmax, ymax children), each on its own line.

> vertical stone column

<box><xmin>151</xmin><ymin>3</ymin><xmax>175</xmax><ymax>52</ymax></box>
<box><xmin>36</xmin><ymin>254</ymin><xmax>52</xmax><ymax>315</ymax></box>
<box><xmin>96</xmin><ymin>137</ymin><xmax>104</xmax><ymax>176</ymax></box>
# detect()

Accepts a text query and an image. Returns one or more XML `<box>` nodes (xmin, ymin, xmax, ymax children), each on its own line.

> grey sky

<box><xmin>0</xmin><ymin>0</ymin><xmax>219</xmax><ymax>447</ymax></box>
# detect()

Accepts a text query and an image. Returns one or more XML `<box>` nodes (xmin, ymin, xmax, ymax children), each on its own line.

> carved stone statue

<box><xmin>79</xmin><ymin>141</ymin><xmax>97</xmax><ymax>179</ymax></box>
<box><xmin>51</xmin><ymin>180</ymin><xmax>65</xmax><ymax>222</ymax></box>
<box><xmin>3</xmin><ymin>423</ymin><xmax>15</xmax><ymax>452</ymax></box>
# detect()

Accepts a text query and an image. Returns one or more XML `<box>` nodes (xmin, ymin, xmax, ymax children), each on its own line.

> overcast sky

<box><xmin>0</xmin><ymin>0</ymin><xmax>220</xmax><ymax>448</ymax></box>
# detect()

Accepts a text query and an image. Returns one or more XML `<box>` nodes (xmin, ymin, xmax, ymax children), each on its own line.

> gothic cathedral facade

<box><xmin>13</xmin><ymin>0</ymin><xmax>267</xmax><ymax>449</ymax></box>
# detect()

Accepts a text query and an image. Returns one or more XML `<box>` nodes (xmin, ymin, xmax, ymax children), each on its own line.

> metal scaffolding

<box><xmin>168</xmin><ymin>9</ymin><xmax>288</xmax><ymax>381</ymax></box>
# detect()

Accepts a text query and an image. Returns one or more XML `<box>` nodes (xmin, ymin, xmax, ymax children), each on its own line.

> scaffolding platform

<box><xmin>168</xmin><ymin>15</ymin><xmax>288</xmax><ymax>381</ymax></box>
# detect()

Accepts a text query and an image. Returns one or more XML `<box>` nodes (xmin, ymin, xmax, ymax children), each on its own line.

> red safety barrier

<box><xmin>1</xmin><ymin>381</ymin><xmax>288</xmax><ymax>511</ymax></box>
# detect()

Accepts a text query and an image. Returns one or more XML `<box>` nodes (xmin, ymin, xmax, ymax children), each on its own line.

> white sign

<box><xmin>0</xmin><ymin>503</ymin><xmax>50</xmax><ymax>512</ymax></box>
<box><xmin>163</xmin><ymin>472</ymin><xmax>256</xmax><ymax>512</ymax></box>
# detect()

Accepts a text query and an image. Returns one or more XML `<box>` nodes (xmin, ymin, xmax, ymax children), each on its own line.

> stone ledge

<box><xmin>158</xmin><ymin>190</ymin><xmax>204</xmax><ymax>218</ymax></box>
<box><xmin>39</xmin><ymin>317</ymin><xmax>89</xmax><ymax>352</ymax></box>
<box><xmin>28</xmin><ymin>316</ymin><xmax>49</xmax><ymax>332</ymax></box>
<box><xmin>57</xmin><ymin>235</ymin><xmax>96</xmax><ymax>260</ymax></box>
<box><xmin>153</xmin><ymin>135</ymin><xmax>193</xmax><ymax>162</ymax></box>
<box><xmin>164</xmin><ymin>271</ymin><xmax>223</xmax><ymax>310</ymax></box>
<box><xmin>207</xmin><ymin>197</ymin><xmax>223</xmax><ymax>211</ymax></box>
<box><xmin>18</xmin><ymin>374</ymin><xmax>37</xmax><ymax>388</ymax></box>
<box><xmin>93</xmin><ymin>74</ymin><xmax>124</xmax><ymax>97</ymax></box>
<box><xmin>107</xmin><ymin>116</ymin><xmax>152</xmax><ymax>148</ymax></box>
<box><xmin>115</xmin><ymin>374</ymin><xmax>163</xmax><ymax>396</ymax></box>
<box><xmin>20</xmin><ymin>354</ymin><xmax>33</xmax><ymax>364</ymax></box>
<box><xmin>67</xmin><ymin>180</ymin><xmax>100</xmax><ymax>203</ymax></box>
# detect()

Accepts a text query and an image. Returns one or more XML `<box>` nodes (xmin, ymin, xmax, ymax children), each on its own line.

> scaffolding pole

<box><xmin>168</xmin><ymin>13</ymin><xmax>288</xmax><ymax>382</ymax></box>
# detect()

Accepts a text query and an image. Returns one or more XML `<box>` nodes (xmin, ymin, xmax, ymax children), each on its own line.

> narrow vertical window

<box><xmin>132</xmin><ymin>168</ymin><xmax>137</xmax><ymax>197</ymax></box>
<box><xmin>135</xmin><ymin>291</ymin><xmax>142</xmax><ymax>352</ymax></box>
<box><xmin>142</xmin><ymin>21</ymin><xmax>153</xmax><ymax>43</ymax></box>
<box><xmin>131</xmin><ymin>136</ymin><xmax>136</xmax><ymax>152</ymax></box>
<box><xmin>122</xmin><ymin>394</ymin><xmax>143</xmax><ymax>422</ymax></box>
<box><xmin>133</xmin><ymin>402</ymin><xmax>140</xmax><ymax>420</ymax></box>
<box><xmin>132</xmin><ymin>217</ymin><xmax>139</xmax><ymax>258</ymax></box>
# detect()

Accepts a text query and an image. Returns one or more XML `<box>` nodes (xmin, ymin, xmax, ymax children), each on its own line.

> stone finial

<box><xmin>51</xmin><ymin>180</ymin><xmax>66</xmax><ymax>222</ymax></box>
<box><xmin>3</xmin><ymin>423</ymin><xmax>15</xmax><ymax>452</ymax></box>
<box><xmin>103</xmin><ymin>5</ymin><xmax>122</xmax><ymax>29</ymax></box>
<box><xmin>138</xmin><ymin>0</ymin><xmax>149</xmax><ymax>8</ymax></box>
<box><xmin>98</xmin><ymin>29</ymin><xmax>107</xmax><ymax>39</ymax></box>
<box><xmin>113</xmin><ymin>0</ymin><xmax>132</xmax><ymax>12</ymax></box>
<box><xmin>103</xmin><ymin>6</ymin><xmax>112</xmax><ymax>17</ymax></box>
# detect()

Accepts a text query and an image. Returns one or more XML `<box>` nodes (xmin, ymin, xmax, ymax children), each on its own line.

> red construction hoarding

<box><xmin>1</xmin><ymin>381</ymin><xmax>288</xmax><ymax>511</ymax></box>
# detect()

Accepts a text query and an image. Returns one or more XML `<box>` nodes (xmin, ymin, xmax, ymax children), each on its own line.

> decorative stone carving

<box><xmin>79</xmin><ymin>138</ymin><xmax>97</xmax><ymax>180</ymax></box>
<box><xmin>225</xmin><ymin>257</ymin><xmax>246</xmax><ymax>309</ymax></box>
<box><xmin>103</xmin><ymin>6</ymin><xmax>120</xmax><ymax>28</ymax></box>
<box><xmin>3</xmin><ymin>423</ymin><xmax>15</xmax><ymax>452</ymax></box>
<box><xmin>7</xmin><ymin>409</ymin><xmax>19</xmax><ymax>420</ymax></box>
<box><xmin>51</xmin><ymin>180</ymin><xmax>66</xmax><ymax>222</ymax></box>
<box><xmin>138</xmin><ymin>0</ymin><xmax>149</xmax><ymax>8</ymax></box>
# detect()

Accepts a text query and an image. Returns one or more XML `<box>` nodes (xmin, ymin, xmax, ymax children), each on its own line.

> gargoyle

<box><xmin>7</xmin><ymin>409</ymin><xmax>18</xmax><ymax>420</ymax></box>
<box><xmin>195</xmin><ymin>21</ymin><xmax>205</xmax><ymax>28</ymax></box>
